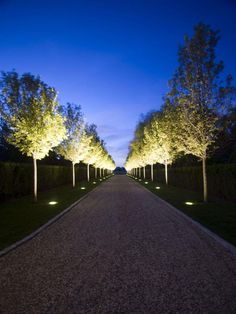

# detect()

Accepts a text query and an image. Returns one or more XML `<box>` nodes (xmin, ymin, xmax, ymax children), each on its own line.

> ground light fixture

<box><xmin>139</xmin><ymin>179</ymin><xmax>142</xmax><ymax>181</ymax></box>
<box><xmin>81</xmin><ymin>187</ymin><xmax>86</xmax><ymax>190</ymax></box>
<box><xmin>145</xmin><ymin>181</ymin><xmax>148</xmax><ymax>184</ymax></box>
<box><xmin>48</xmin><ymin>201</ymin><xmax>58</xmax><ymax>205</ymax></box>
<box><xmin>93</xmin><ymin>181</ymin><xmax>96</xmax><ymax>184</ymax></box>
<box><xmin>155</xmin><ymin>186</ymin><xmax>161</xmax><ymax>190</ymax></box>
<box><xmin>99</xmin><ymin>179</ymin><xmax>103</xmax><ymax>181</ymax></box>
<box><xmin>185</xmin><ymin>201</ymin><xmax>194</xmax><ymax>206</ymax></box>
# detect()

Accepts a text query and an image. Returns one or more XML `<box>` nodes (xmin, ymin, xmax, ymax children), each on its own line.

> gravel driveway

<box><xmin>0</xmin><ymin>175</ymin><xmax>236</xmax><ymax>313</ymax></box>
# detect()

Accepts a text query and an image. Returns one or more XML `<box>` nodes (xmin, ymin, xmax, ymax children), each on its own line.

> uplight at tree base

<box><xmin>185</xmin><ymin>201</ymin><xmax>194</xmax><ymax>206</ymax></box>
<box><xmin>93</xmin><ymin>182</ymin><xmax>96</xmax><ymax>184</ymax></box>
<box><xmin>155</xmin><ymin>186</ymin><xmax>160</xmax><ymax>190</ymax></box>
<box><xmin>81</xmin><ymin>187</ymin><xmax>86</xmax><ymax>190</ymax></box>
<box><xmin>49</xmin><ymin>201</ymin><xmax>58</xmax><ymax>205</ymax></box>
<box><xmin>145</xmin><ymin>181</ymin><xmax>148</xmax><ymax>184</ymax></box>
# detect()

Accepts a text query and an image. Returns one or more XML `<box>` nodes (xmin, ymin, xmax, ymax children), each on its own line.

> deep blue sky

<box><xmin>1</xmin><ymin>0</ymin><xmax>236</xmax><ymax>166</ymax></box>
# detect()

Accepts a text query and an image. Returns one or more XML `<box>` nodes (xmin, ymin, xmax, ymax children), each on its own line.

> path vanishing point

<box><xmin>0</xmin><ymin>175</ymin><xmax>236</xmax><ymax>313</ymax></box>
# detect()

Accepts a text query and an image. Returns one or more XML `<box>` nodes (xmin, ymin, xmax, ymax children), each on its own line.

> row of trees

<box><xmin>0</xmin><ymin>71</ymin><xmax>115</xmax><ymax>201</ymax></box>
<box><xmin>125</xmin><ymin>23</ymin><xmax>235</xmax><ymax>202</ymax></box>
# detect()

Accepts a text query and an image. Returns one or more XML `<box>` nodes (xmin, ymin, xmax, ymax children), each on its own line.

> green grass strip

<box><xmin>130</xmin><ymin>175</ymin><xmax>236</xmax><ymax>246</ymax></box>
<box><xmin>0</xmin><ymin>176</ymin><xmax>110</xmax><ymax>251</ymax></box>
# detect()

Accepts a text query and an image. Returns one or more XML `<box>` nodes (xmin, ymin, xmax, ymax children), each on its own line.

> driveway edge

<box><xmin>0</xmin><ymin>183</ymin><xmax>102</xmax><ymax>258</ymax></box>
<box><xmin>133</xmin><ymin>178</ymin><xmax>236</xmax><ymax>256</ymax></box>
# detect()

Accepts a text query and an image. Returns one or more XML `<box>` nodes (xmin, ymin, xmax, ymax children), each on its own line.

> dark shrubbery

<box><xmin>0</xmin><ymin>162</ymin><xmax>92</xmax><ymax>201</ymax></box>
<box><xmin>149</xmin><ymin>163</ymin><xmax>236</xmax><ymax>201</ymax></box>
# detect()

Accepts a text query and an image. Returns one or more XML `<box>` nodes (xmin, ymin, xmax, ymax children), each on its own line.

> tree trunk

<box><xmin>87</xmin><ymin>163</ymin><xmax>90</xmax><ymax>182</ymax></box>
<box><xmin>165</xmin><ymin>161</ymin><xmax>168</xmax><ymax>185</ymax></box>
<box><xmin>33</xmin><ymin>157</ymin><xmax>37</xmax><ymax>202</ymax></box>
<box><xmin>151</xmin><ymin>164</ymin><xmax>153</xmax><ymax>181</ymax></box>
<box><xmin>202</xmin><ymin>157</ymin><xmax>208</xmax><ymax>202</ymax></box>
<box><xmin>72</xmin><ymin>162</ymin><xmax>75</xmax><ymax>187</ymax></box>
<box><xmin>143</xmin><ymin>166</ymin><xmax>146</xmax><ymax>179</ymax></box>
<box><xmin>99</xmin><ymin>168</ymin><xmax>101</xmax><ymax>178</ymax></box>
<box><xmin>95</xmin><ymin>167</ymin><xmax>97</xmax><ymax>179</ymax></box>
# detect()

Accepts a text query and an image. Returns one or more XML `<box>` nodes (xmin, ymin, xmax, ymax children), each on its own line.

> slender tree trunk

<box><xmin>99</xmin><ymin>168</ymin><xmax>101</xmax><ymax>178</ymax></box>
<box><xmin>165</xmin><ymin>161</ymin><xmax>168</xmax><ymax>185</ymax></box>
<box><xmin>95</xmin><ymin>167</ymin><xmax>97</xmax><ymax>179</ymax></box>
<box><xmin>33</xmin><ymin>157</ymin><xmax>37</xmax><ymax>202</ymax></box>
<box><xmin>87</xmin><ymin>163</ymin><xmax>90</xmax><ymax>182</ymax></box>
<box><xmin>202</xmin><ymin>157</ymin><xmax>208</xmax><ymax>202</ymax></box>
<box><xmin>143</xmin><ymin>166</ymin><xmax>146</xmax><ymax>179</ymax></box>
<box><xmin>72</xmin><ymin>161</ymin><xmax>75</xmax><ymax>187</ymax></box>
<box><xmin>151</xmin><ymin>164</ymin><xmax>153</xmax><ymax>181</ymax></box>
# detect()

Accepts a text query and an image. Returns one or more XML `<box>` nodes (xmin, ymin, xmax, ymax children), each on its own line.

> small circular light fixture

<box><xmin>145</xmin><ymin>181</ymin><xmax>148</xmax><ymax>184</ymax></box>
<box><xmin>49</xmin><ymin>201</ymin><xmax>58</xmax><ymax>205</ymax></box>
<box><xmin>155</xmin><ymin>186</ymin><xmax>160</xmax><ymax>190</ymax></box>
<box><xmin>99</xmin><ymin>179</ymin><xmax>102</xmax><ymax>181</ymax></box>
<box><xmin>185</xmin><ymin>201</ymin><xmax>194</xmax><ymax>206</ymax></box>
<box><xmin>93</xmin><ymin>181</ymin><xmax>96</xmax><ymax>184</ymax></box>
<box><xmin>81</xmin><ymin>187</ymin><xmax>86</xmax><ymax>190</ymax></box>
<box><xmin>139</xmin><ymin>179</ymin><xmax>142</xmax><ymax>181</ymax></box>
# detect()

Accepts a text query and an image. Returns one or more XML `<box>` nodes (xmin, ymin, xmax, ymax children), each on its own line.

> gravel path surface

<box><xmin>0</xmin><ymin>175</ymin><xmax>236</xmax><ymax>314</ymax></box>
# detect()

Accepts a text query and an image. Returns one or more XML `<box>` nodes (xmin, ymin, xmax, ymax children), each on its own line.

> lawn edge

<box><xmin>0</xmin><ymin>181</ymin><xmax>103</xmax><ymax>258</ymax></box>
<box><xmin>131</xmin><ymin>177</ymin><xmax>236</xmax><ymax>256</ymax></box>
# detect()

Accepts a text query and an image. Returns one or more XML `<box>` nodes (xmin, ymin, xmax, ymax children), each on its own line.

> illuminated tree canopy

<box><xmin>0</xmin><ymin>73</ymin><xmax>116</xmax><ymax>198</ymax></box>
<box><xmin>126</xmin><ymin>23</ymin><xmax>235</xmax><ymax>202</ymax></box>
<box><xmin>0</xmin><ymin>71</ymin><xmax>67</xmax><ymax>200</ymax></box>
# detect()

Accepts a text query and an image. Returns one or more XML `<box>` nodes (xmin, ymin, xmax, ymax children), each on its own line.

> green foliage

<box><xmin>166</xmin><ymin>23</ymin><xmax>235</xmax><ymax>159</ymax></box>
<box><xmin>126</xmin><ymin>23</ymin><xmax>235</xmax><ymax>201</ymax></box>
<box><xmin>57</xmin><ymin>103</ymin><xmax>92</xmax><ymax>164</ymax></box>
<box><xmin>0</xmin><ymin>71</ymin><xmax>67</xmax><ymax>160</ymax></box>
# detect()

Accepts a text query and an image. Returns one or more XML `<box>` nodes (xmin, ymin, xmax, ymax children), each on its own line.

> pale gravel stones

<box><xmin>0</xmin><ymin>175</ymin><xmax>236</xmax><ymax>313</ymax></box>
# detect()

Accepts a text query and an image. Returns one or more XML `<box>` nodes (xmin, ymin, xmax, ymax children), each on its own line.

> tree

<box><xmin>166</xmin><ymin>23</ymin><xmax>235</xmax><ymax>201</ymax></box>
<box><xmin>83</xmin><ymin>124</ymin><xmax>101</xmax><ymax>181</ymax></box>
<box><xmin>143</xmin><ymin>110</ymin><xmax>177</xmax><ymax>184</ymax></box>
<box><xmin>0</xmin><ymin>71</ymin><xmax>66</xmax><ymax>201</ymax></box>
<box><xmin>57</xmin><ymin>103</ymin><xmax>92</xmax><ymax>187</ymax></box>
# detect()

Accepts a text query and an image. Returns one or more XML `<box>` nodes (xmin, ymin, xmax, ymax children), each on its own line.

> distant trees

<box><xmin>0</xmin><ymin>71</ymin><xmax>66</xmax><ymax>201</ymax></box>
<box><xmin>0</xmin><ymin>72</ymin><xmax>116</xmax><ymax>199</ymax></box>
<box><xmin>57</xmin><ymin>103</ymin><xmax>91</xmax><ymax>187</ymax></box>
<box><xmin>83</xmin><ymin>125</ymin><xmax>104</xmax><ymax>182</ymax></box>
<box><xmin>126</xmin><ymin>23</ymin><xmax>235</xmax><ymax>202</ymax></box>
<box><xmin>166</xmin><ymin>23</ymin><xmax>235</xmax><ymax>201</ymax></box>
<box><xmin>144</xmin><ymin>110</ymin><xmax>176</xmax><ymax>184</ymax></box>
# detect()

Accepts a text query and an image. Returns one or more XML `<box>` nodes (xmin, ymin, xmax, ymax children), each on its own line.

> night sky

<box><xmin>1</xmin><ymin>0</ymin><xmax>236</xmax><ymax>166</ymax></box>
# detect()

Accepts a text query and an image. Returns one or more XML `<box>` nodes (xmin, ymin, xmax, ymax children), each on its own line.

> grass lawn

<box><xmin>0</xmin><ymin>176</ymin><xmax>111</xmax><ymax>251</ymax></box>
<box><xmin>130</xmin><ymin>175</ymin><xmax>236</xmax><ymax>246</ymax></box>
